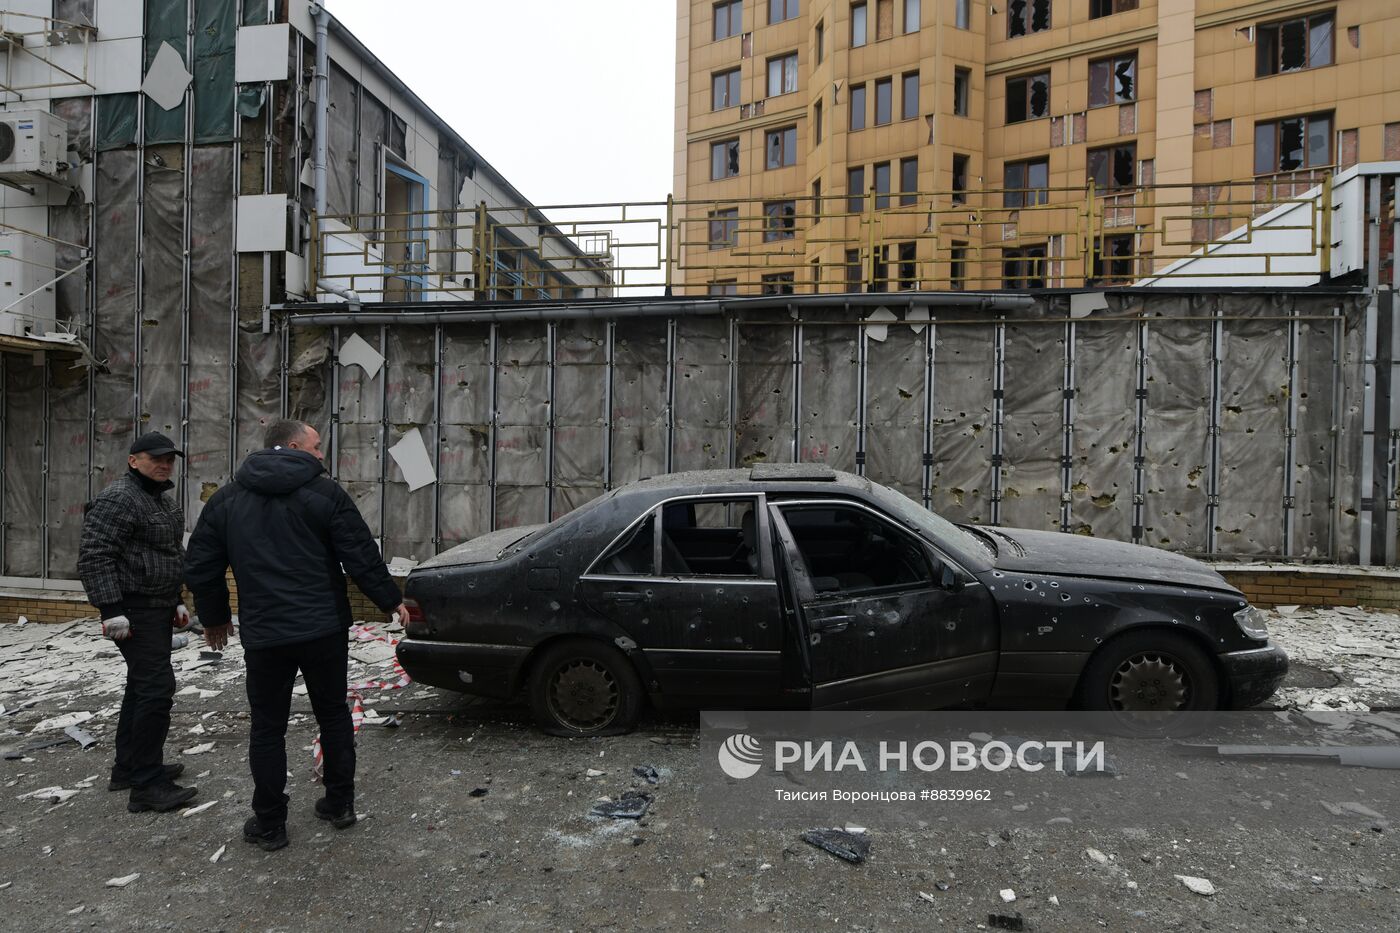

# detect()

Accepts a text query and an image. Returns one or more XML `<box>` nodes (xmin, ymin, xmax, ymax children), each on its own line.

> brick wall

<box><xmin>0</xmin><ymin>574</ymin><xmax>403</xmax><ymax>626</ymax></box>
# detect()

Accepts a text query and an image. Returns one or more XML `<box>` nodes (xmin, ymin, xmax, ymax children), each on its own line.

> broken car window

<box><xmin>597</xmin><ymin>513</ymin><xmax>656</xmax><ymax>576</ymax></box>
<box><xmin>662</xmin><ymin>498</ymin><xmax>763</xmax><ymax>576</ymax></box>
<box><xmin>779</xmin><ymin>505</ymin><xmax>932</xmax><ymax>595</ymax></box>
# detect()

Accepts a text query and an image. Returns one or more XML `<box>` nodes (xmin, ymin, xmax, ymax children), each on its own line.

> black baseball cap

<box><xmin>129</xmin><ymin>432</ymin><xmax>184</xmax><ymax>457</ymax></box>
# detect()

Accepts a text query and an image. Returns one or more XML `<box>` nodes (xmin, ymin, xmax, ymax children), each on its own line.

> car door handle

<box><xmin>815</xmin><ymin>614</ymin><xmax>853</xmax><ymax>633</ymax></box>
<box><xmin>604</xmin><ymin>591</ymin><xmax>643</xmax><ymax>603</ymax></box>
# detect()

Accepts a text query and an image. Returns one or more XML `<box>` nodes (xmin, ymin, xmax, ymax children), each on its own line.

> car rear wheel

<box><xmin>528</xmin><ymin>639</ymin><xmax>643</xmax><ymax>736</ymax></box>
<box><xmin>1077</xmin><ymin>631</ymin><xmax>1220</xmax><ymax>715</ymax></box>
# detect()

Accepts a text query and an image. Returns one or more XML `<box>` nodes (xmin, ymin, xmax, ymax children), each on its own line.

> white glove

<box><xmin>102</xmin><ymin>615</ymin><xmax>132</xmax><ymax>640</ymax></box>
<box><xmin>173</xmin><ymin>605</ymin><xmax>191</xmax><ymax>629</ymax></box>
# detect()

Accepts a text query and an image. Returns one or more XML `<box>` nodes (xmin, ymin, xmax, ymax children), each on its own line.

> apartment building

<box><xmin>673</xmin><ymin>0</ymin><xmax>1400</xmax><ymax>293</ymax></box>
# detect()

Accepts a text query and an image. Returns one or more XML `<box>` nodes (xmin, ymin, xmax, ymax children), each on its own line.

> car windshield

<box><xmin>865</xmin><ymin>482</ymin><xmax>996</xmax><ymax>560</ymax></box>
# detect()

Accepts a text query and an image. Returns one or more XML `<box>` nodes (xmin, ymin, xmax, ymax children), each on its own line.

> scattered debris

<box><xmin>988</xmin><ymin>913</ymin><xmax>1025</xmax><ymax>931</ymax></box>
<box><xmin>999</xmin><ymin>888</ymin><xmax>1016</xmax><ymax>903</ymax></box>
<box><xmin>1086</xmin><ymin>847</ymin><xmax>1110</xmax><ymax>864</ymax></box>
<box><xmin>104</xmin><ymin>873</ymin><xmax>140</xmax><ymax>888</ymax></box>
<box><xmin>1175</xmin><ymin>874</ymin><xmax>1217</xmax><ymax>896</ymax></box>
<box><xmin>182</xmin><ymin>742</ymin><xmax>216</xmax><ymax>756</ymax></box>
<box><xmin>585</xmin><ymin>768</ymin><xmax>605</xmax><ymax>778</ymax></box>
<box><xmin>63</xmin><ymin>725</ymin><xmax>98</xmax><ymax>749</ymax></box>
<box><xmin>182</xmin><ymin>800</ymin><xmax>217</xmax><ymax>817</ymax></box>
<box><xmin>632</xmin><ymin>764</ymin><xmax>671</xmax><ymax>785</ymax></box>
<box><xmin>17</xmin><ymin>786</ymin><xmax>80</xmax><ymax>804</ymax></box>
<box><xmin>209</xmin><ymin>844</ymin><xmax>226</xmax><ymax>863</ymax></box>
<box><xmin>918</xmin><ymin>891</ymin><xmax>938</xmax><ymax>905</ymax></box>
<box><xmin>799</xmin><ymin>828</ymin><xmax>870</xmax><ymax>864</ymax></box>
<box><xmin>469</xmin><ymin>787</ymin><xmax>489</xmax><ymax>798</ymax></box>
<box><xmin>589</xmin><ymin>790</ymin><xmax>652</xmax><ymax>820</ymax></box>
<box><xmin>30</xmin><ymin>711</ymin><xmax>93</xmax><ymax>734</ymax></box>
<box><xmin>1048</xmin><ymin>895</ymin><xmax>1060</xmax><ymax>906</ymax></box>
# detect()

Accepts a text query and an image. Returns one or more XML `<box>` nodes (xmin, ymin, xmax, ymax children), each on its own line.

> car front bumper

<box><xmin>395</xmin><ymin>638</ymin><xmax>528</xmax><ymax>698</ymax></box>
<box><xmin>1219</xmin><ymin>642</ymin><xmax>1289</xmax><ymax>708</ymax></box>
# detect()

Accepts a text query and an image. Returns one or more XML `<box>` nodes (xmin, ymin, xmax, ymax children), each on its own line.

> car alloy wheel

<box><xmin>547</xmin><ymin>658</ymin><xmax>621</xmax><ymax>731</ymax></box>
<box><xmin>1109</xmin><ymin>651</ymin><xmax>1189</xmax><ymax>711</ymax></box>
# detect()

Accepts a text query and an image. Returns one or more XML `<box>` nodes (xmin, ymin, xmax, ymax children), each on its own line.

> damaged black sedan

<box><xmin>397</xmin><ymin>466</ymin><xmax>1287</xmax><ymax>735</ymax></box>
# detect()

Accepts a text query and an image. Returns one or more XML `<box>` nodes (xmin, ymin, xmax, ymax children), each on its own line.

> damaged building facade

<box><xmin>0</xmin><ymin>0</ymin><xmax>1398</xmax><ymax>610</ymax></box>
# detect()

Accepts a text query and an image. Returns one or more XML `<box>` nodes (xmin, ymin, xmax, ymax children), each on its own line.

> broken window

<box><xmin>710</xmin><ymin>138</ymin><xmax>740</xmax><ymax>179</ymax></box>
<box><xmin>904</xmin><ymin>0</ymin><xmax>920</xmax><ymax>32</ymax></box>
<box><xmin>1091</xmin><ymin>233</ymin><xmax>1135</xmax><ymax>284</ymax></box>
<box><xmin>1087</xmin><ymin>142</ymin><xmax>1136</xmax><ymax>191</ymax></box>
<box><xmin>897</xmin><ymin>242</ymin><xmax>918</xmax><ymax>289</ymax></box>
<box><xmin>899</xmin><ymin>156</ymin><xmax>918</xmax><ymax>206</ymax></box>
<box><xmin>1007</xmin><ymin>0</ymin><xmax>1051</xmax><ymax>38</ymax></box>
<box><xmin>763</xmin><ymin>200</ymin><xmax>797</xmax><ymax>241</ymax></box>
<box><xmin>949</xmin><ymin>241</ymin><xmax>968</xmax><ymax>289</ymax></box>
<box><xmin>767</xmin><ymin>52</ymin><xmax>799</xmax><ymax>97</ymax></box>
<box><xmin>708</xmin><ymin>209</ymin><xmax>739</xmax><ymax>249</ymax></box>
<box><xmin>596</xmin><ymin>513</ymin><xmax>655</xmax><ymax>575</ymax></box>
<box><xmin>848</xmin><ymin>166</ymin><xmax>866</xmax><ymax>212</ymax></box>
<box><xmin>1089</xmin><ymin>53</ymin><xmax>1136</xmax><ymax>108</ymax></box>
<box><xmin>851</xmin><ymin>2</ymin><xmax>868</xmax><ymax>47</ymax></box>
<box><xmin>875</xmin><ymin>78</ymin><xmax>893</xmax><ymax>125</ymax></box>
<box><xmin>903</xmin><ymin>71</ymin><xmax>920</xmax><ymax>120</ymax></box>
<box><xmin>952</xmin><ymin>153</ymin><xmax>969</xmax><ymax>204</ymax></box>
<box><xmin>953</xmin><ymin>67</ymin><xmax>970</xmax><ymax>117</ymax></box>
<box><xmin>1257</xmin><ymin>11</ymin><xmax>1333</xmax><ymax>76</ymax></box>
<box><xmin>1006</xmin><ymin>72</ymin><xmax>1050</xmax><ymax>124</ymax></box>
<box><xmin>1254</xmin><ymin>112</ymin><xmax>1332</xmax><ymax>174</ymax></box>
<box><xmin>761</xmin><ymin>272</ymin><xmax>796</xmax><ymax>295</ymax></box>
<box><xmin>712</xmin><ymin>68</ymin><xmax>741</xmax><ymax>110</ymax></box>
<box><xmin>876</xmin><ymin>0</ymin><xmax>894</xmax><ymax>40</ymax></box>
<box><xmin>770</xmin><ymin>0</ymin><xmax>800</xmax><ymax>24</ymax></box>
<box><xmin>850</xmin><ymin>83</ymin><xmax>867</xmax><ymax>130</ymax></box>
<box><xmin>1004</xmin><ymin>157</ymin><xmax>1048</xmax><ymax>208</ymax></box>
<box><xmin>1089</xmin><ymin>0</ymin><xmax>1136</xmax><ymax>18</ymax></box>
<box><xmin>766</xmin><ymin>125</ymin><xmax>798</xmax><ymax>168</ymax></box>
<box><xmin>1003</xmin><ymin>244</ymin><xmax>1047</xmax><ymax>289</ymax></box>
<box><xmin>845</xmin><ymin>248</ymin><xmax>862</xmax><ymax>290</ymax></box>
<box><xmin>713</xmin><ymin>0</ymin><xmax>743</xmax><ymax>40</ymax></box>
<box><xmin>873</xmin><ymin>161</ymin><xmax>892</xmax><ymax>209</ymax></box>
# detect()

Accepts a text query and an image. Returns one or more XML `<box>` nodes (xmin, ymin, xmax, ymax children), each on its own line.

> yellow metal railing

<box><xmin>308</xmin><ymin>171</ymin><xmax>1335</xmax><ymax>300</ymax></box>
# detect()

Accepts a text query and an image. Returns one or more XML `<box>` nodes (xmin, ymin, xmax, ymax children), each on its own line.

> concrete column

<box><xmin>1153</xmin><ymin>0</ymin><xmax>1196</xmax><ymax>263</ymax></box>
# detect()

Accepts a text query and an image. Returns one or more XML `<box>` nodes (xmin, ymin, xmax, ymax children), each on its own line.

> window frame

<box><xmin>767</xmin><ymin>51</ymin><xmax>799</xmax><ymax>97</ymax></box>
<box><xmin>904</xmin><ymin>0</ymin><xmax>920</xmax><ymax>32</ymax></box>
<box><xmin>850</xmin><ymin>83</ymin><xmax>867</xmax><ymax>130</ymax></box>
<box><xmin>815</xmin><ymin>19</ymin><xmax>825</xmax><ymax>63</ymax></box>
<box><xmin>1003</xmin><ymin>156</ymin><xmax>1049</xmax><ymax>208</ymax></box>
<box><xmin>710</xmin><ymin>138</ymin><xmax>740</xmax><ymax>180</ymax></box>
<box><xmin>955</xmin><ymin>0</ymin><xmax>969</xmax><ymax>30</ymax></box>
<box><xmin>873</xmin><ymin>160</ymin><xmax>892</xmax><ymax>209</ymax></box>
<box><xmin>874</xmin><ymin>77</ymin><xmax>893</xmax><ymax>125</ymax></box>
<box><xmin>769</xmin><ymin>0</ymin><xmax>800</xmax><ymax>25</ymax></box>
<box><xmin>708</xmin><ymin>207</ymin><xmax>740</xmax><ymax>249</ymax></box>
<box><xmin>899</xmin><ymin>156</ymin><xmax>918</xmax><ymax>206</ymax></box>
<box><xmin>813</xmin><ymin>98</ymin><xmax>824</xmax><ymax>144</ymax></box>
<box><xmin>765</xmin><ymin>125</ymin><xmax>799</xmax><ymax>169</ymax></box>
<box><xmin>1002</xmin><ymin>244</ymin><xmax>1047</xmax><ymax>289</ymax></box>
<box><xmin>713</xmin><ymin>0</ymin><xmax>744</xmax><ymax>41</ymax></box>
<box><xmin>847</xmin><ymin>165</ymin><xmax>866</xmax><ymax>213</ymax></box>
<box><xmin>1005</xmin><ymin>71</ymin><xmax>1050</xmax><ymax>124</ymax></box>
<box><xmin>1087</xmin><ymin>142</ymin><xmax>1137</xmax><ymax>192</ymax></box>
<box><xmin>1088</xmin><ymin>52</ymin><xmax>1137</xmax><ymax>109</ymax></box>
<box><xmin>902</xmin><ymin>70</ymin><xmax>920</xmax><ymax>120</ymax></box>
<box><xmin>1089</xmin><ymin>0</ymin><xmax>1137</xmax><ymax>18</ymax></box>
<box><xmin>761</xmin><ymin>272</ymin><xmax>796</xmax><ymax>295</ymax></box>
<box><xmin>851</xmin><ymin>1</ymin><xmax>868</xmax><ymax>47</ymax></box>
<box><xmin>1007</xmin><ymin>0</ymin><xmax>1051</xmax><ymax>39</ymax></box>
<box><xmin>774</xmin><ymin>500</ymin><xmax>940</xmax><ymax>599</ymax></box>
<box><xmin>1091</xmin><ymin>232</ymin><xmax>1136</xmax><ymax>284</ymax></box>
<box><xmin>1253</xmin><ymin>112</ymin><xmax>1333</xmax><ymax>175</ymax></box>
<box><xmin>953</xmin><ymin>67</ymin><xmax>970</xmax><ymax>117</ymax></box>
<box><xmin>1256</xmin><ymin>10</ymin><xmax>1334</xmax><ymax>78</ymax></box>
<box><xmin>762</xmin><ymin>199</ymin><xmax>798</xmax><ymax>241</ymax></box>
<box><xmin>584</xmin><ymin>493</ymin><xmax>775</xmax><ymax>581</ymax></box>
<box><xmin>951</xmin><ymin>153</ymin><xmax>969</xmax><ymax>205</ymax></box>
<box><xmin>712</xmin><ymin>68</ymin><xmax>741</xmax><ymax>111</ymax></box>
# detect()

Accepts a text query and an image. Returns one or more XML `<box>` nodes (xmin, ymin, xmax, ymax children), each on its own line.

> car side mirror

<box><xmin>939</xmin><ymin>562</ymin><xmax>963</xmax><ymax>592</ymax></box>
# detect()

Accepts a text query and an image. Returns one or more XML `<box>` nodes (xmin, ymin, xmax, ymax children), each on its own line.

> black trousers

<box><xmin>243</xmin><ymin>630</ymin><xmax>354</xmax><ymax>825</ymax></box>
<box><xmin>113</xmin><ymin>605</ymin><xmax>176</xmax><ymax>789</ymax></box>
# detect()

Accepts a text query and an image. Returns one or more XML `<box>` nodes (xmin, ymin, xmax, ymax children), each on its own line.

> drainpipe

<box><xmin>310</xmin><ymin>3</ymin><xmax>359</xmax><ymax>306</ymax></box>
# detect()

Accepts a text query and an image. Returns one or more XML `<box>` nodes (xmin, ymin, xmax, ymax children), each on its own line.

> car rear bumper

<box><xmin>1220</xmin><ymin>643</ymin><xmax>1289</xmax><ymax>709</ymax></box>
<box><xmin>395</xmin><ymin>639</ymin><xmax>528</xmax><ymax>698</ymax></box>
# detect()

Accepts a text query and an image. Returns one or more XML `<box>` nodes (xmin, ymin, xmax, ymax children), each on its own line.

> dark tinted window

<box><xmin>780</xmin><ymin>505</ymin><xmax>932</xmax><ymax>594</ymax></box>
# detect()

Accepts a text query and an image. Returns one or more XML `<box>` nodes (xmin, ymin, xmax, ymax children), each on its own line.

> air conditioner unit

<box><xmin>0</xmin><ymin>231</ymin><xmax>57</xmax><ymax>337</ymax></box>
<box><xmin>0</xmin><ymin>109</ymin><xmax>67</xmax><ymax>178</ymax></box>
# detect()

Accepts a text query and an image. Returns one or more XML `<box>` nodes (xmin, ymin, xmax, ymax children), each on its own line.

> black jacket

<box><xmin>77</xmin><ymin>469</ymin><xmax>185</xmax><ymax>617</ymax></box>
<box><xmin>183</xmin><ymin>448</ymin><xmax>401</xmax><ymax>649</ymax></box>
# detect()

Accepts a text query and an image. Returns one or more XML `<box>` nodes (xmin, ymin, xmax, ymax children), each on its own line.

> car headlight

<box><xmin>1233</xmin><ymin>605</ymin><xmax>1270</xmax><ymax>640</ymax></box>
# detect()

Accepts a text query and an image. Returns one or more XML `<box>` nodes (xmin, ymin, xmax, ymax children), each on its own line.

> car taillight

<box><xmin>402</xmin><ymin>597</ymin><xmax>428</xmax><ymax>635</ymax></box>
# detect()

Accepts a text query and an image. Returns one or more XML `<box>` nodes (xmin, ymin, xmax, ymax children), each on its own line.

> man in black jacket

<box><xmin>78</xmin><ymin>431</ymin><xmax>198</xmax><ymax>813</ymax></box>
<box><xmin>184</xmin><ymin>419</ymin><xmax>405</xmax><ymax>851</ymax></box>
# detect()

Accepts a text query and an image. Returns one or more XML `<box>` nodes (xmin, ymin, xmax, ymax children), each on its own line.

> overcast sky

<box><xmin>329</xmin><ymin>0</ymin><xmax>677</xmax><ymax>209</ymax></box>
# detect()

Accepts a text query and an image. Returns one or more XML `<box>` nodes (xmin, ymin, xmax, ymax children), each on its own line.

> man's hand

<box><xmin>173</xmin><ymin>605</ymin><xmax>191</xmax><ymax>629</ymax></box>
<box><xmin>204</xmin><ymin>622</ymin><xmax>233</xmax><ymax>651</ymax></box>
<box><xmin>390</xmin><ymin>603</ymin><xmax>409</xmax><ymax>626</ymax></box>
<box><xmin>102</xmin><ymin>615</ymin><xmax>132</xmax><ymax>641</ymax></box>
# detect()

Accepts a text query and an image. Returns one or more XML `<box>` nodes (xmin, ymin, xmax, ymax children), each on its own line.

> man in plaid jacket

<box><xmin>78</xmin><ymin>431</ymin><xmax>199</xmax><ymax>814</ymax></box>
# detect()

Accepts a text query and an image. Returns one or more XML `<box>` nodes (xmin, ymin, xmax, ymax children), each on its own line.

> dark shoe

<box><xmin>109</xmin><ymin>762</ymin><xmax>185</xmax><ymax>792</ymax></box>
<box><xmin>243</xmin><ymin>816</ymin><xmax>289</xmax><ymax>851</ymax></box>
<box><xmin>127</xmin><ymin>781</ymin><xmax>198</xmax><ymax>813</ymax></box>
<box><xmin>314</xmin><ymin>797</ymin><xmax>357</xmax><ymax>829</ymax></box>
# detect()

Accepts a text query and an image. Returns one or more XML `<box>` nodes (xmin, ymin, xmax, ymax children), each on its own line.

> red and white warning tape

<box><xmin>311</xmin><ymin>622</ymin><xmax>410</xmax><ymax>781</ymax></box>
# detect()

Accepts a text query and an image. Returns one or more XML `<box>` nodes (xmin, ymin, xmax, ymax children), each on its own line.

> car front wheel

<box><xmin>1077</xmin><ymin>630</ymin><xmax>1220</xmax><ymax>714</ymax></box>
<box><xmin>528</xmin><ymin>639</ymin><xmax>644</xmax><ymax>736</ymax></box>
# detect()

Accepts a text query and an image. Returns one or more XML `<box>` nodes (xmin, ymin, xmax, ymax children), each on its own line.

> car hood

<box><xmin>416</xmin><ymin>525</ymin><xmax>547</xmax><ymax>570</ymax></box>
<box><xmin>982</xmin><ymin>527</ymin><xmax>1238</xmax><ymax>594</ymax></box>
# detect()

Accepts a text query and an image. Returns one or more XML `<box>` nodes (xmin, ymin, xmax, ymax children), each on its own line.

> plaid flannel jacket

<box><xmin>77</xmin><ymin>471</ymin><xmax>185</xmax><ymax>612</ymax></box>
